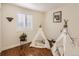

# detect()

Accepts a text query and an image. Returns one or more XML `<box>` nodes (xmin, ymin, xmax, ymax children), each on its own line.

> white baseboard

<box><xmin>2</xmin><ymin>41</ymin><xmax>30</xmax><ymax>51</ymax></box>
<box><xmin>2</xmin><ymin>43</ymin><xmax>20</xmax><ymax>51</ymax></box>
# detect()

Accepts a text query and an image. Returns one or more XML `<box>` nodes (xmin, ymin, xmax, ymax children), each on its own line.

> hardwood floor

<box><xmin>1</xmin><ymin>42</ymin><xmax>53</xmax><ymax>56</ymax></box>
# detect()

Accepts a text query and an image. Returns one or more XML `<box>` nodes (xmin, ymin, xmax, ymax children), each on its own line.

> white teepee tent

<box><xmin>30</xmin><ymin>27</ymin><xmax>50</xmax><ymax>49</ymax></box>
<box><xmin>51</xmin><ymin>20</ymin><xmax>75</xmax><ymax>56</ymax></box>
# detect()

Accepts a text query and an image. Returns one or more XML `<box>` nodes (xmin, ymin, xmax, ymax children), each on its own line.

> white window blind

<box><xmin>26</xmin><ymin>14</ymin><xmax>32</xmax><ymax>29</ymax></box>
<box><xmin>17</xmin><ymin>13</ymin><xmax>32</xmax><ymax>30</ymax></box>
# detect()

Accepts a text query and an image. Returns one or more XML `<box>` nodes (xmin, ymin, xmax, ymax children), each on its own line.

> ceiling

<box><xmin>12</xmin><ymin>3</ymin><xmax>79</xmax><ymax>12</ymax></box>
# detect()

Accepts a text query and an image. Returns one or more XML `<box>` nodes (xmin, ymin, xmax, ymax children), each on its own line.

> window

<box><xmin>17</xmin><ymin>13</ymin><xmax>32</xmax><ymax>30</ymax></box>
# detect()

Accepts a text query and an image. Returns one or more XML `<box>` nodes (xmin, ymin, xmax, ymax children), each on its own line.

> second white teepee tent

<box><xmin>30</xmin><ymin>27</ymin><xmax>50</xmax><ymax>49</ymax></box>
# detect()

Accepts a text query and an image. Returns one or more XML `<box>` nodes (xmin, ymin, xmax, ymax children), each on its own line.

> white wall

<box><xmin>0</xmin><ymin>3</ymin><xmax>2</xmax><ymax>52</ymax></box>
<box><xmin>43</xmin><ymin>6</ymin><xmax>79</xmax><ymax>55</ymax></box>
<box><xmin>43</xmin><ymin>9</ymin><xmax>64</xmax><ymax>40</ymax></box>
<box><xmin>1</xmin><ymin>3</ymin><xmax>44</xmax><ymax>50</ymax></box>
<box><xmin>0</xmin><ymin>4</ymin><xmax>1</xmax><ymax>8</ymax></box>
